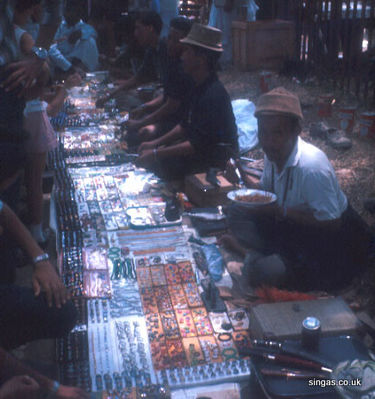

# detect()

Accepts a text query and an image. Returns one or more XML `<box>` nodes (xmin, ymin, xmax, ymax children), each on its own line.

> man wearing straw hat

<box><xmin>137</xmin><ymin>23</ymin><xmax>238</xmax><ymax>179</ymax></box>
<box><xmin>222</xmin><ymin>87</ymin><xmax>371</xmax><ymax>291</ymax></box>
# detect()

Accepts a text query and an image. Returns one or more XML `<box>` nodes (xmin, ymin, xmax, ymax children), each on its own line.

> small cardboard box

<box><xmin>184</xmin><ymin>173</ymin><xmax>236</xmax><ymax>207</ymax></box>
<box><xmin>250</xmin><ymin>297</ymin><xmax>361</xmax><ymax>340</ymax></box>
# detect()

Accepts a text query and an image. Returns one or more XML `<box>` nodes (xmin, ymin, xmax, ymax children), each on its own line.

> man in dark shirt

<box><xmin>137</xmin><ymin>23</ymin><xmax>238</xmax><ymax>180</ymax></box>
<box><xmin>125</xmin><ymin>17</ymin><xmax>193</xmax><ymax>143</ymax></box>
<box><xmin>96</xmin><ymin>11</ymin><xmax>166</xmax><ymax>108</ymax></box>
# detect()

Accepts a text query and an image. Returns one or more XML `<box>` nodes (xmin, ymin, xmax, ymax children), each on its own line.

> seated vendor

<box><xmin>222</xmin><ymin>87</ymin><xmax>371</xmax><ymax>291</ymax></box>
<box><xmin>124</xmin><ymin>17</ymin><xmax>193</xmax><ymax>144</ymax></box>
<box><xmin>136</xmin><ymin>23</ymin><xmax>238</xmax><ymax>180</ymax></box>
<box><xmin>48</xmin><ymin>0</ymin><xmax>99</xmax><ymax>73</ymax></box>
<box><xmin>96</xmin><ymin>11</ymin><xmax>165</xmax><ymax>108</ymax></box>
<box><xmin>0</xmin><ymin>199</ymin><xmax>77</xmax><ymax>349</ymax></box>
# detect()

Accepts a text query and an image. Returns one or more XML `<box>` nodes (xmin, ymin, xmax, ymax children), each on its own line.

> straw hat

<box><xmin>180</xmin><ymin>23</ymin><xmax>223</xmax><ymax>52</ymax></box>
<box><xmin>254</xmin><ymin>87</ymin><xmax>304</xmax><ymax>120</ymax></box>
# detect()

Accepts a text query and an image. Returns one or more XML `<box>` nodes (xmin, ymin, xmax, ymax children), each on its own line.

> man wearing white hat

<box><xmin>137</xmin><ymin>23</ymin><xmax>238</xmax><ymax>179</ymax></box>
<box><xmin>222</xmin><ymin>87</ymin><xmax>371</xmax><ymax>291</ymax></box>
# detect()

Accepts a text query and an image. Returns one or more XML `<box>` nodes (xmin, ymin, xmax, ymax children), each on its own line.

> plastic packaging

<box><xmin>200</xmin><ymin>244</ymin><xmax>224</xmax><ymax>282</ymax></box>
<box><xmin>231</xmin><ymin>99</ymin><xmax>258</xmax><ymax>154</ymax></box>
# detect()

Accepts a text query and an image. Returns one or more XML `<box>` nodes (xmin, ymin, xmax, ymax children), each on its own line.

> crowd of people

<box><xmin>0</xmin><ymin>0</ymin><xmax>373</xmax><ymax>398</ymax></box>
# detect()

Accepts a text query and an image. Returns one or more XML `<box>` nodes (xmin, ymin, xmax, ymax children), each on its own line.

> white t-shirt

<box><xmin>260</xmin><ymin>137</ymin><xmax>348</xmax><ymax>221</ymax></box>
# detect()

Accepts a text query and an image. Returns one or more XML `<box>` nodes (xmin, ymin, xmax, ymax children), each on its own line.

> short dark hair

<box><xmin>170</xmin><ymin>17</ymin><xmax>192</xmax><ymax>36</ymax></box>
<box><xmin>15</xmin><ymin>0</ymin><xmax>41</xmax><ymax>12</ymax></box>
<box><xmin>137</xmin><ymin>11</ymin><xmax>163</xmax><ymax>35</ymax></box>
<box><xmin>190</xmin><ymin>44</ymin><xmax>221</xmax><ymax>71</ymax></box>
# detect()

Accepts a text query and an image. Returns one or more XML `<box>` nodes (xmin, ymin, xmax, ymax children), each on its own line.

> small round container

<box><xmin>359</xmin><ymin>112</ymin><xmax>375</xmax><ymax>138</ymax></box>
<box><xmin>259</xmin><ymin>71</ymin><xmax>274</xmax><ymax>94</ymax></box>
<box><xmin>301</xmin><ymin>316</ymin><xmax>321</xmax><ymax>351</ymax></box>
<box><xmin>318</xmin><ymin>94</ymin><xmax>334</xmax><ymax>117</ymax></box>
<box><xmin>338</xmin><ymin>106</ymin><xmax>356</xmax><ymax>132</ymax></box>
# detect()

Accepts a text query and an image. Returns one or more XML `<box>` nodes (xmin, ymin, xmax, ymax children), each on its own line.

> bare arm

<box><xmin>156</xmin><ymin>124</ymin><xmax>185</xmax><ymax>147</ymax></box>
<box><xmin>137</xmin><ymin>97</ymin><xmax>180</xmax><ymax>128</ymax></box>
<box><xmin>96</xmin><ymin>75</ymin><xmax>140</xmax><ymax>107</ymax></box>
<box><xmin>45</xmin><ymin>85</ymin><xmax>66</xmax><ymax>116</ymax></box>
<box><xmin>0</xmin><ymin>203</ymin><xmax>68</xmax><ymax>308</ymax></box>
<box><xmin>0</xmin><ymin>348</ymin><xmax>90</xmax><ymax>398</ymax></box>
<box><xmin>36</xmin><ymin>24</ymin><xmax>59</xmax><ymax>48</ymax></box>
<box><xmin>46</xmin><ymin>73</ymin><xmax>82</xmax><ymax>116</ymax></box>
<box><xmin>136</xmin><ymin>140</ymin><xmax>194</xmax><ymax>169</ymax></box>
<box><xmin>143</xmin><ymin>94</ymin><xmax>164</xmax><ymax>110</ymax></box>
<box><xmin>0</xmin><ymin>203</ymin><xmax>46</xmax><ymax>261</ymax></box>
<box><xmin>155</xmin><ymin>140</ymin><xmax>194</xmax><ymax>159</ymax></box>
<box><xmin>128</xmin><ymin>94</ymin><xmax>164</xmax><ymax>120</ymax></box>
<box><xmin>225</xmin><ymin>159</ymin><xmax>261</xmax><ymax>189</ymax></box>
<box><xmin>0</xmin><ymin>348</ymin><xmax>53</xmax><ymax>394</ymax></box>
<box><xmin>19</xmin><ymin>32</ymin><xmax>35</xmax><ymax>55</ymax></box>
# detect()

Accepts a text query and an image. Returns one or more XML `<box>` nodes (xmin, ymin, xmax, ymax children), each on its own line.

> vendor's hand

<box><xmin>3</xmin><ymin>57</ymin><xmax>45</xmax><ymax>94</ymax></box>
<box><xmin>224</xmin><ymin>158</ymin><xmax>241</xmax><ymax>184</ymax></box>
<box><xmin>123</xmin><ymin>119</ymin><xmax>143</xmax><ymax>131</ymax></box>
<box><xmin>130</xmin><ymin>105</ymin><xmax>147</xmax><ymax>119</ymax></box>
<box><xmin>56</xmin><ymin>385</ymin><xmax>90</xmax><ymax>399</ymax></box>
<box><xmin>0</xmin><ymin>375</ymin><xmax>39</xmax><ymax>399</ymax></box>
<box><xmin>136</xmin><ymin>149</ymin><xmax>155</xmax><ymax>168</ymax></box>
<box><xmin>217</xmin><ymin>234</ymin><xmax>247</xmax><ymax>256</ymax></box>
<box><xmin>64</xmin><ymin>72</ymin><xmax>82</xmax><ymax>89</ymax></box>
<box><xmin>114</xmin><ymin>79</ymin><xmax>127</xmax><ymax>86</ymax></box>
<box><xmin>32</xmin><ymin>262</ymin><xmax>69</xmax><ymax>308</ymax></box>
<box><xmin>138</xmin><ymin>140</ymin><xmax>158</xmax><ymax>153</ymax></box>
<box><xmin>68</xmin><ymin>30</ymin><xmax>82</xmax><ymax>45</ymax></box>
<box><xmin>96</xmin><ymin>94</ymin><xmax>110</xmax><ymax>108</ymax></box>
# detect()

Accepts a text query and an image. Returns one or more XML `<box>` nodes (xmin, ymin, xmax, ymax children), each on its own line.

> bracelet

<box><xmin>33</xmin><ymin>253</ymin><xmax>50</xmax><ymax>265</ymax></box>
<box><xmin>217</xmin><ymin>332</ymin><xmax>232</xmax><ymax>342</ymax></box>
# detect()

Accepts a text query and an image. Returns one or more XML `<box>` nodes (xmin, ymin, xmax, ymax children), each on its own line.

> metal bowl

<box><xmin>227</xmin><ymin>188</ymin><xmax>277</xmax><ymax>208</ymax></box>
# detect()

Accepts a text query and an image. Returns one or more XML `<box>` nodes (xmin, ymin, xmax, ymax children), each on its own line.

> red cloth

<box><xmin>255</xmin><ymin>285</ymin><xmax>317</xmax><ymax>303</ymax></box>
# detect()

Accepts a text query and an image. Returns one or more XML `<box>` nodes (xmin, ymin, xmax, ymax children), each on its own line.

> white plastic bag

<box><xmin>231</xmin><ymin>99</ymin><xmax>258</xmax><ymax>154</ymax></box>
<box><xmin>247</xmin><ymin>0</ymin><xmax>259</xmax><ymax>21</ymax></box>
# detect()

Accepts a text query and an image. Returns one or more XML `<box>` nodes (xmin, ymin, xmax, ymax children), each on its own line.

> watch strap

<box><xmin>33</xmin><ymin>253</ymin><xmax>50</xmax><ymax>264</ymax></box>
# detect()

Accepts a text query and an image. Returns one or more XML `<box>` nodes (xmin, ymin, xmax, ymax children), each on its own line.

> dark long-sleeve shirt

<box><xmin>181</xmin><ymin>73</ymin><xmax>238</xmax><ymax>167</ymax></box>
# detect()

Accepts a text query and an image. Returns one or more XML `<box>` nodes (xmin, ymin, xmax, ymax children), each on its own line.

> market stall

<box><xmin>50</xmin><ymin>72</ymin><xmax>252</xmax><ymax>397</ymax></box>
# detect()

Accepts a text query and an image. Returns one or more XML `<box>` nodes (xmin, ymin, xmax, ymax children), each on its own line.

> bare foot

<box><xmin>218</xmin><ymin>234</ymin><xmax>247</xmax><ymax>256</ymax></box>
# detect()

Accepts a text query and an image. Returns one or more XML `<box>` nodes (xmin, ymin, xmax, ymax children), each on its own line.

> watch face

<box><xmin>33</xmin><ymin>47</ymin><xmax>48</xmax><ymax>60</ymax></box>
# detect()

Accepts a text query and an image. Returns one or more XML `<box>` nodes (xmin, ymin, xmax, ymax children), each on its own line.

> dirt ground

<box><xmin>220</xmin><ymin>67</ymin><xmax>375</xmax><ymax>227</ymax></box>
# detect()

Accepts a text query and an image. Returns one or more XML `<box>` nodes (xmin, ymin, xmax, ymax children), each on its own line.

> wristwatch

<box><xmin>33</xmin><ymin>253</ymin><xmax>50</xmax><ymax>265</ymax></box>
<box><xmin>46</xmin><ymin>380</ymin><xmax>60</xmax><ymax>399</ymax></box>
<box><xmin>32</xmin><ymin>46</ymin><xmax>48</xmax><ymax>60</ymax></box>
